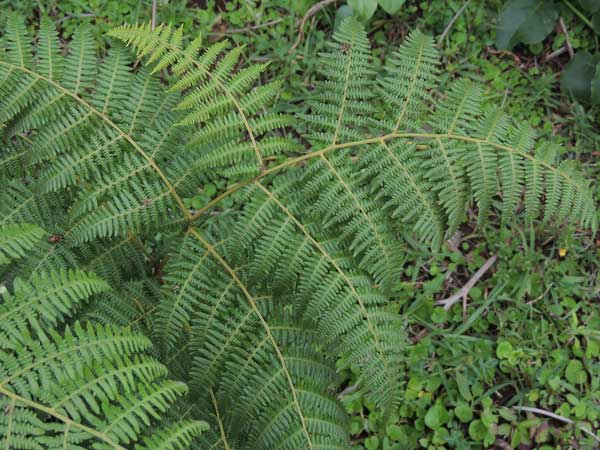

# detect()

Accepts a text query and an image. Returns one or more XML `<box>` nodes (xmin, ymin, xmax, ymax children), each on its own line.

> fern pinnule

<box><xmin>37</xmin><ymin>17</ymin><xmax>63</xmax><ymax>81</ymax></box>
<box><xmin>466</xmin><ymin>108</ymin><xmax>508</xmax><ymax>224</ymax></box>
<box><xmin>0</xmin><ymin>223</ymin><xmax>45</xmax><ymax>265</ymax></box>
<box><xmin>0</xmin><ymin>268</ymin><xmax>109</xmax><ymax>342</ymax></box>
<box><xmin>361</xmin><ymin>139</ymin><xmax>446</xmax><ymax>249</ymax></box>
<box><xmin>63</xmin><ymin>25</ymin><xmax>97</xmax><ymax>95</ymax></box>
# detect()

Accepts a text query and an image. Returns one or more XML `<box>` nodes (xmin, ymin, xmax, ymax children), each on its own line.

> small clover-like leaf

<box><xmin>386</xmin><ymin>424</ymin><xmax>403</xmax><ymax>441</ymax></box>
<box><xmin>496</xmin><ymin>341</ymin><xmax>513</xmax><ymax>359</ymax></box>
<box><xmin>455</xmin><ymin>402</ymin><xmax>473</xmax><ymax>423</ymax></box>
<box><xmin>565</xmin><ymin>359</ymin><xmax>588</xmax><ymax>385</ymax></box>
<box><xmin>425</xmin><ymin>402</ymin><xmax>449</xmax><ymax>429</ymax></box>
<box><xmin>364</xmin><ymin>435</ymin><xmax>380</xmax><ymax>450</ymax></box>
<box><xmin>468</xmin><ymin>419</ymin><xmax>488</xmax><ymax>441</ymax></box>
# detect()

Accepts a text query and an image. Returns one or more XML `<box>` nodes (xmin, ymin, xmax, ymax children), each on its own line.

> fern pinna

<box><xmin>0</xmin><ymin>13</ymin><xmax>595</xmax><ymax>449</ymax></box>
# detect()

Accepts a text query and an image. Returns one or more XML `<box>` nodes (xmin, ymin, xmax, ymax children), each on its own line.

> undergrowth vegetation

<box><xmin>1</xmin><ymin>2</ymin><xmax>599</xmax><ymax>449</ymax></box>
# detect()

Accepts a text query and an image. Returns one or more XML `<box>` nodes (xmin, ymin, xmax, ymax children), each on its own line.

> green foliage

<box><xmin>0</xmin><ymin>11</ymin><xmax>597</xmax><ymax>450</ymax></box>
<box><xmin>0</xmin><ymin>223</ymin><xmax>45</xmax><ymax>265</ymax></box>
<box><xmin>345</xmin><ymin>230</ymin><xmax>600</xmax><ymax>449</ymax></box>
<box><xmin>495</xmin><ymin>0</ymin><xmax>600</xmax><ymax>106</ymax></box>
<box><xmin>495</xmin><ymin>0</ymin><xmax>558</xmax><ymax>51</ymax></box>
<box><xmin>561</xmin><ymin>51</ymin><xmax>600</xmax><ymax>104</ymax></box>
<box><xmin>495</xmin><ymin>0</ymin><xmax>600</xmax><ymax>51</ymax></box>
<box><xmin>345</xmin><ymin>0</ymin><xmax>405</xmax><ymax>21</ymax></box>
<box><xmin>0</xmin><ymin>241</ymin><xmax>207</xmax><ymax>448</ymax></box>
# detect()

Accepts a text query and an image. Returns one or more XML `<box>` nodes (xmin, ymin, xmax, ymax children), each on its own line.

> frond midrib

<box><xmin>209</xmin><ymin>388</ymin><xmax>234</xmax><ymax>450</ymax></box>
<box><xmin>191</xmin><ymin>131</ymin><xmax>592</xmax><ymax>224</ymax></box>
<box><xmin>187</xmin><ymin>227</ymin><xmax>315</xmax><ymax>450</ymax></box>
<box><xmin>255</xmin><ymin>183</ymin><xmax>397</xmax><ymax>388</ymax></box>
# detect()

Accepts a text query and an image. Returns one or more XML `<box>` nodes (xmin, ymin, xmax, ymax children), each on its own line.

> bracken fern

<box><xmin>0</xmin><ymin>14</ymin><xmax>595</xmax><ymax>449</ymax></box>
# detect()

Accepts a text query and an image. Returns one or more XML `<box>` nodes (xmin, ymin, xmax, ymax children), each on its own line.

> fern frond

<box><xmin>301</xmin><ymin>17</ymin><xmax>376</xmax><ymax>146</ymax></box>
<box><xmin>0</xmin><ymin>141</ymin><xmax>29</xmax><ymax>176</ymax></box>
<box><xmin>140</xmin><ymin>420</ymin><xmax>209</xmax><ymax>449</ymax></box>
<box><xmin>63</xmin><ymin>24</ymin><xmax>96</xmax><ymax>95</ymax></box>
<box><xmin>3</xmin><ymin>13</ymin><xmax>32</xmax><ymax>69</ymax></box>
<box><xmin>378</xmin><ymin>29</ymin><xmax>440</xmax><ymax>133</ymax></box>
<box><xmin>0</xmin><ymin>280</ymin><xmax>206</xmax><ymax>449</ymax></box>
<box><xmin>37</xmin><ymin>17</ymin><xmax>63</xmax><ymax>81</ymax></box>
<box><xmin>466</xmin><ymin>108</ymin><xmax>508</xmax><ymax>223</ymax></box>
<box><xmin>361</xmin><ymin>140</ymin><xmax>445</xmax><ymax>247</ymax></box>
<box><xmin>109</xmin><ymin>22</ymin><xmax>293</xmax><ymax>179</ymax></box>
<box><xmin>1</xmin><ymin>16</ymin><xmax>193</xmax><ymax>244</ymax></box>
<box><xmin>499</xmin><ymin>123</ymin><xmax>534</xmax><ymax>222</ymax></box>
<box><xmin>0</xmin><ymin>269</ymin><xmax>110</xmax><ymax>341</ymax></box>
<box><xmin>159</xmin><ymin>229</ymin><xmax>349</xmax><ymax>449</ymax></box>
<box><xmin>91</xmin><ymin>44</ymin><xmax>132</xmax><ymax>115</ymax></box>
<box><xmin>153</xmin><ymin>231</ymin><xmax>212</xmax><ymax>353</ymax></box>
<box><xmin>70</xmin><ymin>181</ymin><xmax>180</xmax><ymax>243</ymax></box>
<box><xmin>425</xmin><ymin>137</ymin><xmax>468</xmax><ymax>235</ymax></box>
<box><xmin>301</xmin><ymin>152</ymin><xmax>404</xmax><ymax>290</ymax></box>
<box><xmin>227</xmin><ymin>177</ymin><xmax>405</xmax><ymax>413</ymax></box>
<box><xmin>83</xmin><ymin>280</ymin><xmax>158</xmax><ymax>331</ymax></box>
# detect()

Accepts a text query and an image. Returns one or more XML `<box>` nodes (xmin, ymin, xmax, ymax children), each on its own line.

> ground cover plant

<box><xmin>1</xmin><ymin>2</ymin><xmax>600</xmax><ymax>449</ymax></box>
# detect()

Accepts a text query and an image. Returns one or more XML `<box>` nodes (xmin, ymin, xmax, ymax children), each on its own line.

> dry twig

<box><xmin>438</xmin><ymin>0</ymin><xmax>470</xmax><ymax>46</ymax></box>
<box><xmin>151</xmin><ymin>0</ymin><xmax>157</xmax><ymax>30</ymax></box>
<box><xmin>436</xmin><ymin>254</ymin><xmax>497</xmax><ymax>311</ymax></box>
<box><xmin>54</xmin><ymin>13</ymin><xmax>95</xmax><ymax>24</ymax></box>
<box><xmin>559</xmin><ymin>17</ymin><xmax>574</xmax><ymax>58</ymax></box>
<box><xmin>209</xmin><ymin>18</ymin><xmax>285</xmax><ymax>36</ymax></box>
<box><xmin>513</xmin><ymin>406</ymin><xmax>600</xmax><ymax>445</ymax></box>
<box><xmin>494</xmin><ymin>439</ymin><xmax>514</xmax><ymax>450</ymax></box>
<box><xmin>289</xmin><ymin>0</ymin><xmax>337</xmax><ymax>53</ymax></box>
<box><xmin>411</xmin><ymin>253</ymin><xmax>497</xmax><ymax>343</ymax></box>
